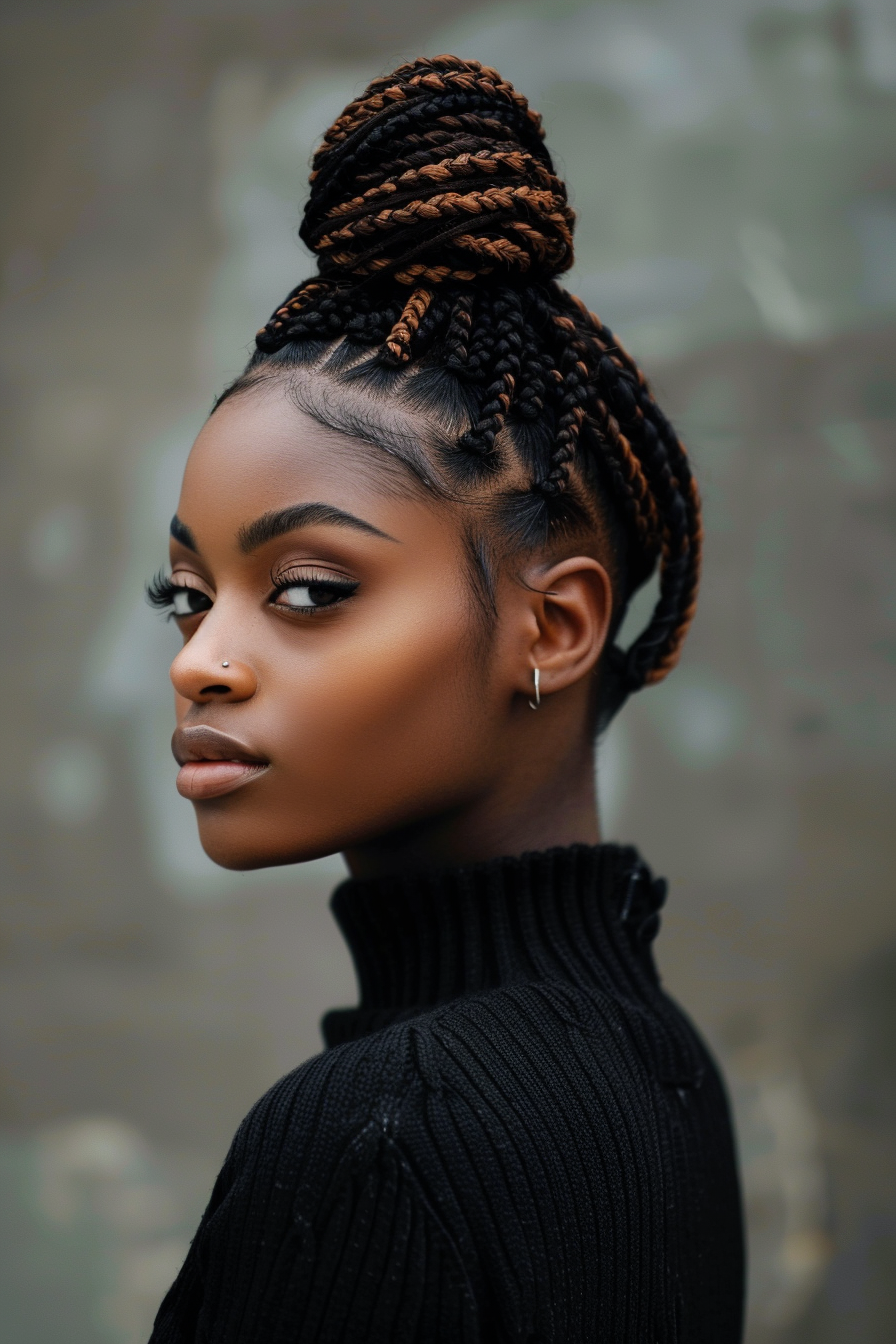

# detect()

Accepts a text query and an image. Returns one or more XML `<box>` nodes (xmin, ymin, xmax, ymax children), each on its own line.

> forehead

<box><xmin>177</xmin><ymin>380</ymin><xmax>451</xmax><ymax>549</ymax></box>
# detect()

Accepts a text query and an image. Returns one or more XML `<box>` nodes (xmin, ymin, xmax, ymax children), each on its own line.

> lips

<box><xmin>172</xmin><ymin>725</ymin><xmax>270</xmax><ymax>801</ymax></box>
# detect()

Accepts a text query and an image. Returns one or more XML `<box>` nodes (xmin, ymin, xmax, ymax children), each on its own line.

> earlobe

<box><xmin>523</xmin><ymin>556</ymin><xmax>613</xmax><ymax>700</ymax></box>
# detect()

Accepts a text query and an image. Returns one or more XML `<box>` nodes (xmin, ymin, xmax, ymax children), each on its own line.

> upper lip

<box><xmin>172</xmin><ymin>725</ymin><xmax>269</xmax><ymax>767</ymax></box>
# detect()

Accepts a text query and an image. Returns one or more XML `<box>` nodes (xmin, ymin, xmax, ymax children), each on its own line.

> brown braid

<box><xmin>384</xmin><ymin>287</ymin><xmax>433</xmax><ymax>363</ymax></box>
<box><xmin>242</xmin><ymin>55</ymin><xmax>703</xmax><ymax>719</ymax></box>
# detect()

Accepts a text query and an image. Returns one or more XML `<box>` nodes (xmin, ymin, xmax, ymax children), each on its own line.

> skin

<box><xmin>167</xmin><ymin>377</ymin><xmax>613</xmax><ymax>880</ymax></box>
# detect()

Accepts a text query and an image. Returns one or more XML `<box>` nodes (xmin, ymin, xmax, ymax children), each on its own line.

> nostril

<box><xmin>200</xmin><ymin>684</ymin><xmax>231</xmax><ymax>695</ymax></box>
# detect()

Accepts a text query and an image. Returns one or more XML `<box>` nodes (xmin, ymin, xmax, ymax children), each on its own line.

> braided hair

<box><xmin>231</xmin><ymin>55</ymin><xmax>702</xmax><ymax>725</ymax></box>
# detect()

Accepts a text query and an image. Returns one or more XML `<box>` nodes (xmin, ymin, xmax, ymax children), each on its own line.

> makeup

<box><xmin>172</xmin><ymin>725</ymin><xmax>269</xmax><ymax>801</ymax></box>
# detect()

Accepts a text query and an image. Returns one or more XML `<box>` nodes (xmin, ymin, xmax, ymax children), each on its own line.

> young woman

<box><xmin>148</xmin><ymin>55</ymin><xmax>744</xmax><ymax>1343</ymax></box>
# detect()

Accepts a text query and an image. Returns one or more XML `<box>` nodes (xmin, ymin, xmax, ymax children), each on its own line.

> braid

<box><xmin>515</xmin><ymin>339</ymin><xmax>550</xmax><ymax>422</ymax></box>
<box><xmin>532</xmin><ymin>315</ymin><xmax>587</xmax><ymax>497</ymax></box>
<box><xmin>458</xmin><ymin>287</ymin><xmax>523</xmax><ymax>460</ymax></box>
<box><xmin>314</xmin><ymin>57</ymin><xmax>543</xmax><ymax>168</ymax></box>
<box><xmin>244</xmin><ymin>54</ymin><xmax>703</xmax><ymax>716</ymax></box>
<box><xmin>444</xmin><ymin>292</ymin><xmax>473</xmax><ymax>368</ymax></box>
<box><xmin>307</xmin><ymin>97</ymin><xmax>545</xmax><ymax>227</ymax></box>
<box><xmin>384</xmin><ymin>287</ymin><xmax>433</xmax><ymax>363</ymax></box>
<box><xmin>463</xmin><ymin>290</ymin><xmax>498</xmax><ymax>381</ymax></box>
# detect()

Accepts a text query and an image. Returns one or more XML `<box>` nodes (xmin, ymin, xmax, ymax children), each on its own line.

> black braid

<box><xmin>534</xmin><ymin>321</ymin><xmax>588</xmax><ymax>497</ymax></box>
<box><xmin>463</xmin><ymin>291</ymin><xmax>498</xmax><ymax>382</ymax></box>
<box><xmin>515</xmin><ymin>336</ymin><xmax>550</xmax><ymax>422</ymax></box>
<box><xmin>444</xmin><ymin>293</ymin><xmax>473</xmax><ymax>368</ymax></box>
<box><xmin>458</xmin><ymin>287</ymin><xmax>523</xmax><ymax>461</ymax></box>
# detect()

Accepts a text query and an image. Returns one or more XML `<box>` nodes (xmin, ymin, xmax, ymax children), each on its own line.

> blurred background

<box><xmin>1</xmin><ymin>0</ymin><xmax>895</xmax><ymax>1338</ymax></box>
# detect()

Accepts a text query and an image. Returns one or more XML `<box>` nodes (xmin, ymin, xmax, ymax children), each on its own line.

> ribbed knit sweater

<box><xmin>150</xmin><ymin>845</ymin><xmax>744</xmax><ymax>1342</ymax></box>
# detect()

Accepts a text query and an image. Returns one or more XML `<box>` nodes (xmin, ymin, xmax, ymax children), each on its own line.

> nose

<box><xmin>170</xmin><ymin>638</ymin><xmax>257</xmax><ymax>705</ymax></box>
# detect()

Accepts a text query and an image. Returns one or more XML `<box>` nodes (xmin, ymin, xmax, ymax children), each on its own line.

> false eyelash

<box><xmin>270</xmin><ymin>565</ymin><xmax>359</xmax><ymax>594</ymax></box>
<box><xmin>146</xmin><ymin>569</ymin><xmax>177</xmax><ymax>610</ymax></box>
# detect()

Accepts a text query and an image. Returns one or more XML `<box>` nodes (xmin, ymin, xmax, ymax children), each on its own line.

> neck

<box><xmin>344</xmin><ymin>731</ymin><xmax>599</xmax><ymax>880</ymax></box>
<box><xmin>321</xmin><ymin>842</ymin><xmax>672</xmax><ymax>1049</ymax></box>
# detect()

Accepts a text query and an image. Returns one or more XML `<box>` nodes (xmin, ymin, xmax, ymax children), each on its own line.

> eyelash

<box><xmin>146</xmin><ymin>570</ymin><xmax>184</xmax><ymax>612</ymax></box>
<box><xmin>270</xmin><ymin>566</ymin><xmax>359</xmax><ymax>615</ymax></box>
<box><xmin>144</xmin><ymin>568</ymin><xmax>358</xmax><ymax>619</ymax></box>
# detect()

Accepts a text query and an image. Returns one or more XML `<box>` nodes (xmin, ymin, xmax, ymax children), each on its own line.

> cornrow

<box><xmin>245</xmin><ymin>54</ymin><xmax>703</xmax><ymax>719</ymax></box>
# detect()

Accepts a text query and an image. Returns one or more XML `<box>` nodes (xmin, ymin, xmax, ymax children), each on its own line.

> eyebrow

<box><xmin>170</xmin><ymin>515</ymin><xmax>198</xmax><ymax>551</ymax></box>
<box><xmin>237</xmin><ymin>502</ymin><xmax>398</xmax><ymax>554</ymax></box>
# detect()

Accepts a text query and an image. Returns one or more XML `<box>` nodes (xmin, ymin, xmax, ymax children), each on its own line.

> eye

<box><xmin>271</xmin><ymin>572</ymin><xmax>358</xmax><ymax>614</ymax></box>
<box><xmin>172</xmin><ymin>587</ymin><xmax>213</xmax><ymax>617</ymax></box>
<box><xmin>145</xmin><ymin>570</ymin><xmax>213</xmax><ymax>621</ymax></box>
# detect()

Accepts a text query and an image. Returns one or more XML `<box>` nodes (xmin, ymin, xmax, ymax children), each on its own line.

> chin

<box><xmin>196</xmin><ymin>823</ymin><xmax>341</xmax><ymax>872</ymax></box>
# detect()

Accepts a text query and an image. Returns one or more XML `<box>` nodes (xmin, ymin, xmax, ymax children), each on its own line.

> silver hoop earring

<box><xmin>528</xmin><ymin>667</ymin><xmax>541</xmax><ymax>710</ymax></box>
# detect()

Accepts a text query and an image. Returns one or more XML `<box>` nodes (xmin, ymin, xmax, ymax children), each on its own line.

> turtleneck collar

<box><xmin>323</xmin><ymin>843</ymin><xmax>668</xmax><ymax>1047</ymax></box>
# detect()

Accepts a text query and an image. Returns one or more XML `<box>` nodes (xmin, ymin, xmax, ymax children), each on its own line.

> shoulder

<box><xmin>228</xmin><ymin>1026</ymin><xmax>415</xmax><ymax>1183</ymax></box>
<box><xmin>151</xmin><ymin>1027</ymin><xmax>483</xmax><ymax>1341</ymax></box>
<box><xmin>226</xmin><ymin>973</ymin><xmax>708</xmax><ymax>1201</ymax></box>
<box><xmin>217</xmin><ymin>994</ymin><xmax>551</xmax><ymax>1219</ymax></box>
<box><xmin>186</xmin><ymin>1029</ymin><xmax>430</xmax><ymax>1294</ymax></box>
<box><xmin>393</xmin><ymin>979</ymin><xmax>714</xmax><ymax>1173</ymax></box>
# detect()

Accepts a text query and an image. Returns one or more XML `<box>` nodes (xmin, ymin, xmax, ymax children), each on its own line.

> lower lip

<box><xmin>176</xmin><ymin>761</ymin><xmax>269</xmax><ymax>801</ymax></box>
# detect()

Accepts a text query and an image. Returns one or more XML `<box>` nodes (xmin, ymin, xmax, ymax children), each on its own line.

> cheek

<box><xmin>270</xmin><ymin>589</ymin><xmax>495</xmax><ymax>795</ymax></box>
<box><xmin>189</xmin><ymin>561</ymin><xmax>504</xmax><ymax>867</ymax></box>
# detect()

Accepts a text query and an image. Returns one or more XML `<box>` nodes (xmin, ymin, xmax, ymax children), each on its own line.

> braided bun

<box><xmin>248</xmin><ymin>56</ymin><xmax>702</xmax><ymax>721</ymax></box>
<box><xmin>300</xmin><ymin>55</ymin><xmax>573</xmax><ymax>288</ymax></box>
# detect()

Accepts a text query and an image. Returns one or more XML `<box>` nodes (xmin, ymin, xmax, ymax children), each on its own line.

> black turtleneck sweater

<box><xmin>150</xmin><ymin>845</ymin><xmax>744</xmax><ymax>1342</ymax></box>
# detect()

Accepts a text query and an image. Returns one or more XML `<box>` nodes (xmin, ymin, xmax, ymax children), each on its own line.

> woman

<box><xmin>148</xmin><ymin>55</ymin><xmax>744</xmax><ymax>1343</ymax></box>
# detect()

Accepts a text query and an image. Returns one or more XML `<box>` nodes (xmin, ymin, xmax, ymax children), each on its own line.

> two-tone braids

<box><xmin>567</xmin><ymin>298</ymin><xmax>701</xmax><ymax>688</ymax></box>
<box><xmin>354</xmin><ymin>122</ymin><xmax>522</xmax><ymax>183</ymax></box>
<box><xmin>635</xmin><ymin>403</ymin><xmax>702</xmax><ymax>684</ymax></box>
<box><xmin>311</xmin><ymin>182</ymin><xmax>570</xmax><ymax>285</ymax></box>
<box><xmin>414</xmin><ymin>288</ymin><xmax>452</xmax><ymax>348</ymax></box>
<box><xmin>301</xmin><ymin>61</ymin><xmax>570</xmax><ymax>287</ymax></box>
<box><xmin>383</xmin><ymin>287</ymin><xmax>434</xmax><ymax>363</ymax></box>
<box><xmin>616</xmin><ymin>387</ymin><xmax>701</xmax><ymax>685</ymax></box>
<box><xmin>353</xmin><ymin>127</ymin><xmax>514</xmax><ymax>188</ymax></box>
<box><xmin>306</xmin><ymin>96</ymin><xmax>546</xmax><ymax>229</ymax></box>
<box><xmin>315</xmin><ymin>56</ymin><xmax>544</xmax><ymax>168</ymax></box>
<box><xmin>246</xmin><ymin>55</ymin><xmax>704</xmax><ymax>714</ymax></box>
<box><xmin>256</xmin><ymin>280</ymin><xmax>334</xmax><ymax>349</ymax></box>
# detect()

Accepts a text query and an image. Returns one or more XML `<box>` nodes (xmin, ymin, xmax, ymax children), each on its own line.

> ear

<box><xmin>516</xmin><ymin>556</ymin><xmax>613</xmax><ymax>701</ymax></box>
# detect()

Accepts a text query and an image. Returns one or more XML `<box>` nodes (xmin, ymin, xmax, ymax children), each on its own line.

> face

<box><xmin>165</xmin><ymin>380</ymin><xmax>522</xmax><ymax>871</ymax></box>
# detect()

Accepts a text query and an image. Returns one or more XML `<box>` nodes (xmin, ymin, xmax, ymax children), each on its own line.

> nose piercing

<box><xmin>528</xmin><ymin>667</ymin><xmax>541</xmax><ymax>710</ymax></box>
<box><xmin>222</xmin><ymin>661</ymin><xmax>230</xmax><ymax>668</ymax></box>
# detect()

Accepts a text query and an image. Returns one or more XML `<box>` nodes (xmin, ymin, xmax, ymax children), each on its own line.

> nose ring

<box><xmin>222</xmin><ymin>661</ymin><xmax>230</xmax><ymax>668</ymax></box>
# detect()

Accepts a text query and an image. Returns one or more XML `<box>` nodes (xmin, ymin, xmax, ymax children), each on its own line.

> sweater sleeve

<box><xmin>148</xmin><ymin>1075</ymin><xmax>479</xmax><ymax>1344</ymax></box>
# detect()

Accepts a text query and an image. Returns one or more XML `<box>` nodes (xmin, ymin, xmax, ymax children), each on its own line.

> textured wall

<box><xmin>1</xmin><ymin>2</ymin><xmax>895</xmax><ymax>1340</ymax></box>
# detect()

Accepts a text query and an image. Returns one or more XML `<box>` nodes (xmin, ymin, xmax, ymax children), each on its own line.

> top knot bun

<box><xmin>299</xmin><ymin>55</ymin><xmax>575</xmax><ymax>287</ymax></box>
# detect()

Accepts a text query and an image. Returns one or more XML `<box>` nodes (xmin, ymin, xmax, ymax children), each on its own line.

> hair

<box><xmin>219</xmin><ymin>55</ymin><xmax>702</xmax><ymax>728</ymax></box>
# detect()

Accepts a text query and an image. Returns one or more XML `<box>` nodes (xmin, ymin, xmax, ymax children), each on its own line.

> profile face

<box><xmin>164</xmin><ymin>379</ymin><xmax>518</xmax><ymax>871</ymax></box>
